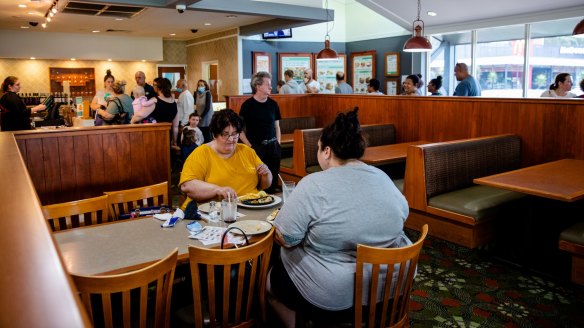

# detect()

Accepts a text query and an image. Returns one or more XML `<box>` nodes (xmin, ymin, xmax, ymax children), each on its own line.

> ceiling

<box><xmin>1</xmin><ymin>0</ymin><xmax>583</xmax><ymax>41</ymax></box>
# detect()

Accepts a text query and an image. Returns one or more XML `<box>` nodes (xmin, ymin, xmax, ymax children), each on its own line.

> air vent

<box><xmin>62</xmin><ymin>1</ymin><xmax>146</xmax><ymax>18</ymax></box>
<box><xmin>106</xmin><ymin>29</ymin><xmax>132</xmax><ymax>33</ymax></box>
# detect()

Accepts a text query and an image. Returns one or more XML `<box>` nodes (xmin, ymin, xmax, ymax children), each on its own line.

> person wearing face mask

<box><xmin>195</xmin><ymin>79</ymin><xmax>214</xmax><ymax>143</ymax></box>
<box><xmin>176</xmin><ymin>79</ymin><xmax>194</xmax><ymax>126</ymax></box>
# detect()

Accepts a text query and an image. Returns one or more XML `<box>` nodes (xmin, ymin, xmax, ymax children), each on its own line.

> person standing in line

<box><xmin>90</xmin><ymin>69</ymin><xmax>114</xmax><ymax>114</ymax></box>
<box><xmin>131</xmin><ymin>71</ymin><xmax>155</xmax><ymax>99</ymax></box>
<box><xmin>239</xmin><ymin>71</ymin><xmax>282</xmax><ymax>194</ymax></box>
<box><xmin>334</xmin><ymin>72</ymin><xmax>353</xmax><ymax>94</ymax></box>
<box><xmin>0</xmin><ymin>76</ymin><xmax>46</xmax><ymax>131</ymax></box>
<box><xmin>367</xmin><ymin>78</ymin><xmax>384</xmax><ymax>95</ymax></box>
<box><xmin>176</xmin><ymin>79</ymin><xmax>194</xmax><ymax>126</ymax></box>
<box><xmin>279</xmin><ymin>70</ymin><xmax>302</xmax><ymax>94</ymax></box>
<box><xmin>579</xmin><ymin>78</ymin><xmax>584</xmax><ymax>98</ymax></box>
<box><xmin>453</xmin><ymin>63</ymin><xmax>481</xmax><ymax>96</ymax></box>
<box><xmin>98</xmin><ymin>80</ymin><xmax>133</xmax><ymax>125</ymax></box>
<box><xmin>428</xmin><ymin>76</ymin><xmax>444</xmax><ymax>96</ymax></box>
<box><xmin>540</xmin><ymin>73</ymin><xmax>577</xmax><ymax>98</ymax></box>
<box><xmin>195</xmin><ymin>79</ymin><xmax>214</xmax><ymax>143</ymax></box>
<box><xmin>301</xmin><ymin>69</ymin><xmax>320</xmax><ymax>93</ymax></box>
<box><xmin>415</xmin><ymin>74</ymin><xmax>425</xmax><ymax>95</ymax></box>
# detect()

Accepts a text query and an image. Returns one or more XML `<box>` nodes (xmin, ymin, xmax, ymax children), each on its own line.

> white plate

<box><xmin>238</xmin><ymin>195</ymin><xmax>282</xmax><ymax>209</ymax></box>
<box><xmin>228</xmin><ymin>220</ymin><xmax>272</xmax><ymax>236</ymax></box>
<box><xmin>198</xmin><ymin>202</ymin><xmax>220</xmax><ymax>213</ymax></box>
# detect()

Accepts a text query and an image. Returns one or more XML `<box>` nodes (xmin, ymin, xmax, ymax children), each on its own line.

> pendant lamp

<box><xmin>316</xmin><ymin>0</ymin><xmax>338</xmax><ymax>59</ymax></box>
<box><xmin>403</xmin><ymin>0</ymin><xmax>432</xmax><ymax>52</ymax></box>
<box><xmin>573</xmin><ymin>18</ymin><xmax>584</xmax><ymax>36</ymax></box>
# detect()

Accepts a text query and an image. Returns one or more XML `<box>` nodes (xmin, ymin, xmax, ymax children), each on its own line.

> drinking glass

<box><xmin>282</xmin><ymin>181</ymin><xmax>296</xmax><ymax>203</ymax></box>
<box><xmin>221</xmin><ymin>199</ymin><xmax>237</xmax><ymax>224</ymax></box>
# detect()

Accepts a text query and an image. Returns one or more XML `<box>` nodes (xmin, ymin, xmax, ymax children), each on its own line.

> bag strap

<box><xmin>107</xmin><ymin>97</ymin><xmax>125</xmax><ymax>114</ymax></box>
<box><xmin>221</xmin><ymin>227</ymin><xmax>249</xmax><ymax>249</ymax></box>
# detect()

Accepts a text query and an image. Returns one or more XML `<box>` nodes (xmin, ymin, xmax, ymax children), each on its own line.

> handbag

<box><xmin>96</xmin><ymin>98</ymin><xmax>127</xmax><ymax>125</ymax></box>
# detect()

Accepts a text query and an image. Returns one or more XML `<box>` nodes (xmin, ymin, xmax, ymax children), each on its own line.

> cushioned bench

<box><xmin>279</xmin><ymin>116</ymin><xmax>316</xmax><ymax>176</ymax></box>
<box><xmin>404</xmin><ymin>134</ymin><xmax>525</xmax><ymax>248</ymax></box>
<box><xmin>285</xmin><ymin>124</ymin><xmax>397</xmax><ymax>179</ymax></box>
<box><xmin>559</xmin><ymin>222</ymin><xmax>584</xmax><ymax>285</ymax></box>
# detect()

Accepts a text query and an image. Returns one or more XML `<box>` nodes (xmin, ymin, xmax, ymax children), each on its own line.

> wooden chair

<box><xmin>104</xmin><ymin>181</ymin><xmax>168</xmax><ymax>219</ymax></box>
<box><xmin>188</xmin><ymin>228</ymin><xmax>274</xmax><ymax>328</ymax></box>
<box><xmin>355</xmin><ymin>224</ymin><xmax>428</xmax><ymax>328</ymax></box>
<box><xmin>42</xmin><ymin>195</ymin><xmax>110</xmax><ymax>232</ymax></box>
<box><xmin>71</xmin><ymin>248</ymin><xmax>178</xmax><ymax>328</ymax></box>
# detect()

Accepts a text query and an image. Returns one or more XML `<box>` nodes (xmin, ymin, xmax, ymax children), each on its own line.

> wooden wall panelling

<box><xmin>24</xmin><ymin>138</ymin><xmax>46</xmax><ymax>198</ymax></box>
<box><xmin>58</xmin><ymin>136</ymin><xmax>76</xmax><ymax>204</ymax></box>
<box><xmin>41</xmin><ymin>137</ymin><xmax>62</xmax><ymax>205</ymax></box>
<box><xmin>88</xmin><ymin>134</ymin><xmax>105</xmax><ymax>195</ymax></box>
<box><xmin>102</xmin><ymin>133</ymin><xmax>120</xmax><ymax>194</ymax></box>
<box><xmin>116</xmin><ymin>132</ymin><xmax>132</xmax><ymax>189</ymax></box>
<box><xmin>74</xmin><ymin>135</ymin><xmax>92</xmax><ymax>200</ymax></box>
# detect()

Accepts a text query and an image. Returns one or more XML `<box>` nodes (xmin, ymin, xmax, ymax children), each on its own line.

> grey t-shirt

<box><xmin>274</xmin><ymin>163</ymin><xmax>410</xmax><ymax>310</ymax></box>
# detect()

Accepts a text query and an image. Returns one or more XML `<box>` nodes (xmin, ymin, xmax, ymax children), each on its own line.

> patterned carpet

<box><xmin>407</xmin><ymin>230</ymin><xmax>584</xmax><ymax>327</ymax></box>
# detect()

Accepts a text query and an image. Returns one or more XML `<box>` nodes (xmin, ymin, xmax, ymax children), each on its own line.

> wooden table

<box><xmin>361</xmin><ymin>141</ymin><xmax>428</xmax><ymax>166</ymax></box>
<box><xmin>281</xmin><ymin>133</ymin><xmax>294</xmax><ymax>146</ymax></box>
<box><xmin>53</xmin><ymin>205</ymin><xmax>277</xmax><ymax>275</ymax></box>
<box><xmin>474</xmin><ymin>159</ymin><xmax>584</xmax><ymax>202</ymax></box>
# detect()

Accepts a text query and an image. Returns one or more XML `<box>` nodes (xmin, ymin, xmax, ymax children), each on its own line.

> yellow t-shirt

<box><xmin>179</xmin><ymin>143</ymin><xmax>264</xmax><ymax>206</ymax></box>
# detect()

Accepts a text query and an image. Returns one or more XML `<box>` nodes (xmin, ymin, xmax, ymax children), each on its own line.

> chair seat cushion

<box><xmin>428</xmin><ymin>185</ymin><xmax>525</xmax><ymax>222</ymax></box>
<box><xmin>560</xmin><ymin>222</ymin><xmax>584</xmax><ymax>245</ymax></box>
<box><xmin>306</xmin><ymin>165</ymin><xmax>322</xmax><ymax>174</ymax></box>
<box><xmin>281</xmin><ymin>157</ymin><xmax>293</xmax><ymax>169</ymax></box>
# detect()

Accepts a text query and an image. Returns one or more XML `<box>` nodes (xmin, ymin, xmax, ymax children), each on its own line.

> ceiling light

<box><xmin>115</xmin><ymin>18</ymin><xmax>123</xmax><ymax>21</ymax></box>
<box><xmin>226</xmin><ymin>15</ymin><xmax>237</xmax><ymax>18</ymax></box>
<box><xmin>107</xmin><ymin>59</ymin><xmax>112</xmax><ymax>62</ymax></box>
<box><xmin>92</xmin><ymin>30</ymin><xmax>100</xmax><ymax>33</ymax></box>
<box><xmin>70</xmin><ymin>58</ymin><xmax>76</xmax><ymax>61</ymax></box>
<box><xmin>141</xmin><ymin>59</ymin><xmax>146</xmax><ymax>62</ymax></box>
<box><xmin>30</xmin><ymin>57</ymin><xmax>36</xmax><ymax>60</ymax></box>
<box><xmin>316</xmin><ymin>0</ymin><xmax>338</xmax><ymax>60</ymax></box>
<box><xmin>20</xmin><ymin>26</ymin><xmax>29</xmax><ymax>29</ymax></box>
<box><xmin>204</xmin><ymin>23</ymin><xmax>211</xmax><ymax>26</ymax></box>
<box><xmin>574</xmin><ymin>19</ymin><xmax>584</xmax><ymax>36</ymax></box>
<box><xmin>51</xmin><ymin>7</ymin><xmax>58</xmax><ymax>14</ymax></box>
<box><xmin>427</xmin><ymin>11</ymin><xmax>437</xmax><ymax>17</ymax></box>
<box><xmin>403</xmin><ymin>0</ymin><xmax>432</xmax><ymax>52</ymax></box>
<box><xmin>46</xmin><ymin>17</ymin><xmax>51</xmax><ymax>22</ymax></box>
<box><xmin>41</xmin><ymin>23</ymin><xmax>46</xmax><ymax>28</ymax></box>
<box><xmin>18</xmin><ymin>4</ymin><xmax>27</xmax><ymax>8</ymax></box>
<box><xmin>49</xmin><ymin>12</ymin><xmax>54</xmax><ymax>17</ymax></box>
<box><xmin>28</xmin><ymin>11</ymin><xmax>35</xmax><ymax>15</ymax></box>
<box><xmin>170</xmin><ymin>33</ymin><xmax>176</xmax><ymax>36</ymax></box>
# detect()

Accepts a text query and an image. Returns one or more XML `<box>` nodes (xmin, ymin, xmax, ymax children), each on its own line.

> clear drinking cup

<box><xmin>221</xmin><ymin>199</ymin><xmax>237</xmax><ymax>224</ymax></box>
<box><xmin>282</xmin><ymin>181</ymin><xmax>296</xmax><ymax>203</ymax></box>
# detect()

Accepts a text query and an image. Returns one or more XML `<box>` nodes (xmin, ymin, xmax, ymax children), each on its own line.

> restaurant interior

<box><xmin>1</xmin><ymin>0</ymin><xmax>584</xmax><ymax>327</ymax></box>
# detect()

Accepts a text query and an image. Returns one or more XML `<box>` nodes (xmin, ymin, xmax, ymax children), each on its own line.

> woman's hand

<box><xmin>216</xmin><ymin>186</ymin><xmax>237</xmax><ymax>200</ymax></box>
<box><xmin>256</xmin><ymin>163</ymin><xmax>270</xmax><ymax>177</ymax></box>
<box><xmin>257</xmin><ymin>163</ymin><xmax>273</xmax><ymax>190</ymax></box>
<box><xmin>98</xmin><ymin>109</ymin><xmax>114</xmax><ymax>120</ymax></box>
<box><xmin>32</xmin><ymin>104</ymin><xmax>46</xmax><ymax>113</ymax></box>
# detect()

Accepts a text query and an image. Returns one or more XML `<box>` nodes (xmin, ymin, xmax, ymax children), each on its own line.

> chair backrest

<box><xmin>300</xmin><ymin>128</ymin><xmax>323</xmax><ymax>168</ymax></box>
<box><xmin>188</xmin><ymin>228</ymin><xmax>274</xmax><ymax>328</ymax></box>
<box><xmin>355</xmin><ymin>224</ymin><xmax>428</xmax><ymax>328</ymax></box>
<box><xmin>42</xmin><ymin>195</ymin><xmax>110</xmax><ymax>232</ymax></box>
<box><xmin>361</xmin><ymin>124</ymin><xmax>396</xmax><ymax>147</ymax></box>
<box><xmin>279</xmin><ymin>116</ymin><xmax>316</xmax><ymax>134</ymax></box>
<box><xmin>71</xmin><ymin>248</ymin><xmax>178</xmax><ymax>328</ymax></box>
<box><xmin>104</xmin><ymin>181</ymin><xmax>168</xmax><ymax>219</ymax></box>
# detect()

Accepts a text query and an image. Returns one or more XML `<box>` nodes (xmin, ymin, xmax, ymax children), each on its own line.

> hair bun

<box><xmin>436</xmin><ymin>75</ymin><xmax>443</xmax><ymax>81</ymax></box>
<box><xmin>106</xmin><ymin>69</ymin><xmax>112</xmax><ymax>75</ymax></box>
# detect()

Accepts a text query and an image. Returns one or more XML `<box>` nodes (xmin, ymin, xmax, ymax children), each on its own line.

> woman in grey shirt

<box><xmin>268</xmin><ymin>108</ymin><xmax>410</xmax><ymax>327</ymax></box>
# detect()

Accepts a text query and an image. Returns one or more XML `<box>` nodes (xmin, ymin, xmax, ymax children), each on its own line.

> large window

<box><xmin>427</xmin><ymin>17</ymin><xmax>584</xmax><ymax>98</ymax></box>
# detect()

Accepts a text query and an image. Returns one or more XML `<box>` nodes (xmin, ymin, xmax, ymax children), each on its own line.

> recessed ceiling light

<box><xmin>20</xmin><ymin>26</ymin><xmax>29</xmax><ymax>29</ymax></box>
<box><xmin>107</xmin><ymin>59</ymin><xmax>112</xmax><ymax>62</ymax></box>
<box><xmin>115</xmin><ymin>18</ymin><xmax>123</xmax><ymax>21</ymax></box>
<box><xmin>141</xmin><ymin>59</ymin><xmax>146</xmax><ymax>62</ymax></box>
<box><xmin>27</xmin><ymin>11</ymin><xmax>35</xmax><ymax>15</ymax></box>
<box><xmin>71</xmin><ymin>58</ymin><xmax>76</xmax><ymax>61</ymax></box>
<box><xmin>18</xmin><ymin>4</ymin><xmax>27</xmax><ymax>8</ymax></box>
<box><xmin>41</xmin><ymin>23</ymin><xmax>46</xmax><ymax>28</ymax></box>
<box><xmin>226</xmin><ymin>15</ymin><xmax>237</xmax><ymax>18</ymax></box>
<box><xmin>30</xmin><ymin>57</ymin><xmax>36</xmax><ymax>60</ymax></box>
<box><xmin>427</xmin><ymin>11</ymin><xmax>437</xmax><ymax>17</ymax></box>
<box><xmin>204</xmin><ymin>23</ymin><xmax>211</xmax><ymax>26</ymax></box>
<box><xmin>92</xmin><ymin>30</ymin><xmax>100</xmax><ymax>33</ymax></box>
<box><xmin>169</xmin><ymin>33</ymin><xmax>176</xmax><ymax>36</ymax></box>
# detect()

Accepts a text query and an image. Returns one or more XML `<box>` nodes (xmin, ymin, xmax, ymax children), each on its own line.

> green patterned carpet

<box><xmin>408</xmin><ymin>230</ymin><xmax>584</xmax><ymax>327</ymax></box>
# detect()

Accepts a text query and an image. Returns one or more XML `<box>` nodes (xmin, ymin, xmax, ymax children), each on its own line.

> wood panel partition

<box><xmin>13</xmin><ymin>124</ymin><xmax>171</xmax><ymax>205</ymax></box>
<box><xmin>227</xmin><ymin>94</ymin><xmax>584</xmax><ymax>166</ymax></box>
<box><xmin>0</xmin><ymin>132</ymin><xmax>91</xmax><ymax>327</ymax></box>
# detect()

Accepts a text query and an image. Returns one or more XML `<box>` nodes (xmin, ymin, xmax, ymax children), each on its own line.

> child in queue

<box><xmin>131</xmin><ymin>85</ymin><xmax>158</xmax><ymax>123</ymax></box>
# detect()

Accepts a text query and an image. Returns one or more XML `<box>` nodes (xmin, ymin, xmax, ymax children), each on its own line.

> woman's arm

<box><xmin>180</xmin><ymin>179</ymin><xmax>237</xmax><ymax>202</ymax></box>
<box><xmin>90</xmin><ymin>94</ymin><xmax>102</xmax><ymax>110</ymax></box>
<box><xmin>171</xmin><ymin>112</ymin><xmax>179</xmax><ymax>145</ymax></box>
<box><xmin>256</xmin><ymin>163</ymin><xmax>272</xmax><ymax>190</ymax></box>
<box><xmin>275</xmin><ymin>120</ymin><xmax>281</xmax><ymax>143</ymax></box>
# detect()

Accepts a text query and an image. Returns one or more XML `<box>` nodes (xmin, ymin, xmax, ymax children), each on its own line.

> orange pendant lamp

<box><xmin>316</xmin><ymin>0</ymin><xmax>338</xmax><ymax>59</ymax></box>
<box><xmin>403</xmin><ymin>0</ymin><xmax>432</xmax><ymax>52</ymax></box>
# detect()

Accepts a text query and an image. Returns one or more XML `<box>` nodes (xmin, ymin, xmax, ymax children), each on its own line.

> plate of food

<box><xmin>238</xmin><ymin>191</ymin><xmax>282</xmax><ymax>209</ymax></box>
<box><xmin>228</xmin><ymin>220</ymin><xmax>273</xmax><ymax>236</ymax></box>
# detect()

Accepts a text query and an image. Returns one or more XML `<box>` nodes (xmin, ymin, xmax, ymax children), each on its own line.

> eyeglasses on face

<box><xmin>220</xmin><ymin>131</ymin><xmax>240</xmax><ymax>140</ymax></box>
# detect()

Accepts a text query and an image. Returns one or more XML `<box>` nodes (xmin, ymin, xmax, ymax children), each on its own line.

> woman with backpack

<box><xmin>97</xmin><ymin>80</ymin><xmax>133</xmax><ymax>125</ymax></box>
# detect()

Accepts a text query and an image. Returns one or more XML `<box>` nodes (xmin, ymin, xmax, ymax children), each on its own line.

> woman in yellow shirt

<box><xmin>179</xmin><ymin>109</ymin><xmax>272</xmax><ymax>204</ymax></box>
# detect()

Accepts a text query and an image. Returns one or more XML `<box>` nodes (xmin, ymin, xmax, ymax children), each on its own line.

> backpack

<box><xmin>96</xmin><ymin>97</ymin><xmax>127</xmax><ymax>125</ymax></box>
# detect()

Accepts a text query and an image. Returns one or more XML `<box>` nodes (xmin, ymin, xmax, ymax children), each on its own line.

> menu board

<box><xmin>315</xmin><ymin>55</ymin><xmax>346</xmax><ymax>94</ymax></box>
<box><xmin>351</xmin><ymin>51</ymin><xmax>376</xmax><ymax>94</ymax></box>
<box><xmin>278</xmin><ymin>53</ymin><xmax>313</xmax><ymax>84</ymax></box>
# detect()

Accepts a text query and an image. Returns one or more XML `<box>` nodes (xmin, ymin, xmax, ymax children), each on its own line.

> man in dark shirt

<box><xmin>131</xmin><ymin>71</ymin><xmax>155</xmax><ymax>99</ymax></box>
<box><xmin>239</xmin><ymin>71</ymin><xmax>281</xmax><ymax>193</ymax></box>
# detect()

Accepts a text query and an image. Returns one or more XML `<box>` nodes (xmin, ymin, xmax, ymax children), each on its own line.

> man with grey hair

<box><xmin>334</xmin><ymin>71</ymin><xmax>353</xmax><ymax>94</ymax></box>
<box><xmin>131</xmin><ymin>71</ymin><xmax>155</xmax><ymax>99</ymax></box>
<box><xmin>239</xmin><ymin>71</ymin><xmax>281</xmax><ymax>193</ymax></box>
<box><xmin>301</xmin><ymin>68</ymin><xmax>320</xmax><ymax>93</ymax></box>
<box><xmin>453</xmin><ymin>63</ymin><xmax>481</xmax><ymax>96</ymax></box>
<box><xmin>279</xmin><ymin>69</ymin><xmax>302</xmax><ymax>94</ymax></box>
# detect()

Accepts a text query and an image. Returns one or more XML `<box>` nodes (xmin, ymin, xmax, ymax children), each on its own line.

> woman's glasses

<box><xmin>220</xmin><ymin>131</ymin><xmax>240</xmax><ymax>140</ymax></box>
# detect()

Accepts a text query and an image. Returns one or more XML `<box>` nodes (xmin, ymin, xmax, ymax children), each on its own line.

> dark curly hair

<box><xmin>210</xmin><ymin>109</ymin><xmax>244</xmax><ymax>137</ymax></box>
<box><xmin>103</xmin><ymin>69</ymin><xmax>114</xmax><ymax>83</ymax></box>
<box><xmin>319</xmin><ymin>107</ymin><xmax>366</xmax><ymax>160</ymax></box>
<box><xmin>429</xmin><ymin>75</ymin><xmax>443</xmax><ymax>89</ymax></box>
